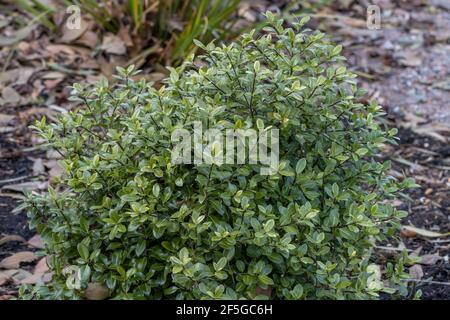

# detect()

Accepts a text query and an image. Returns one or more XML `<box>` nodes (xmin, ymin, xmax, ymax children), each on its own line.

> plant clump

<box><xmin>20</xmin><ymin>14</ymin><xmax>415</xmax><ymax>300</ymax></box>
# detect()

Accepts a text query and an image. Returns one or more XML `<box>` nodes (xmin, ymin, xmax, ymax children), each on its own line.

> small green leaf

<box><xmin>296</xmin><ymin>158</ymin><xmax>307</xmax><ymax>174</ymax></box>
<box><xmin>77</xmin><ymin>243</ymin><xmax>89</xmax><ymax>260</ymax></box>
<box><xmin>292</xmin><ymin>284</ymin><xmax>303</xmax><ymax>299</ymax></box>
<box><xmin>356</xmin><ymin>148</ymin><xmax>368</xmax><ymax>156</ymax></box>
<box><xmin>332</xmin><ymin>45</ymin><xmax>342</xmax><ymax>56</ymax></box>
<box><xmin>258</xmin><ymin>275</ymin><xmax>274</xmax><ymax>285</ymax></box>
<box><xmin>214</xmin><ymin>257</ymin><xmax>227</xmax><ymax>271</ymax></box>
<box><xmin>256</xmin><ymin>118</ymin><xmax>264</xmax><ymax>130</ymax></box>
<box><xmin>254</xmin><ymin>61</ymin><xmax>260</xmax><ymax>73</ymax></box>
<box><xmin>152</xmin><ymin>183</ymin><xmax>160</xmax><ymax>197</ymax></box>
<box><xmin>263</xmin><ymin>219</ymin><xmax>275</xmax><ymax>232</ymax></box>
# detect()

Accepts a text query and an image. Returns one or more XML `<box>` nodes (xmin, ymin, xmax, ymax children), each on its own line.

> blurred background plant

<box><xmin>15</xmin><ymin>0</ymin><xmax>60</xmax><ymax>31</ymax></box>
<box><xmin>12</xmin><ymin>0</ymin><xmax>248</xmax><ymax>67</ymax></box>
<box><xmin>74</xmin><ymin>0</ymin><xmax>244</xmax><ymax>64</ymax></box>
<box><xmin>10</xmin><ymin>0</ymin><xmax>327</xmax><ymax>69</ymax></box>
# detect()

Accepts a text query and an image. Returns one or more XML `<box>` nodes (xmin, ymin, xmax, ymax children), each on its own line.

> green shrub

<box><xmin>20</xmin><ymin>14</ymin><xmax>414</xmax><ymax>300</ymax></box>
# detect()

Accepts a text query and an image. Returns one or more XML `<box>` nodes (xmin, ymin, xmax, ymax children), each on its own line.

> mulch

<box><xmin>0</xmin><ymin>0</ymin><xmax>448</xmax><ymax>299</ymax></box>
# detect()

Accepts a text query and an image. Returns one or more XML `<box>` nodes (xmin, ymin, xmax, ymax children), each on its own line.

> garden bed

<box><xmin>0</xmin><ymin>0</ymin><xmax>448</xmax><ymax>299</ymax></box>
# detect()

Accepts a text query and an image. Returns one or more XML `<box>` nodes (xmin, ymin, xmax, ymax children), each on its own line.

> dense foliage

<box><xmin>20</xmin><ymin>14</ymin><xmax>414</xmax><ymax>299</ymax></box>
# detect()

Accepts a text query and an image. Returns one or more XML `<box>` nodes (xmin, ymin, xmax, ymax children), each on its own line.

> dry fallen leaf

<box><xmin>45</xmin><ymin>160</ymin><xmax>63</xmax><ymax>179</ymax></box>
<box><xmin>0</xmin><ymin>270</ymin><xmax>17</xmax><ymax>285</ymax></box>
<box><xmin>401</xmin><ymin>111</ymin><xmax>427</xmax><ymax>128</ymax></box>
<box><xmin>238</xmin><ymin>3</ymin><xmax>257</xmax><ymax>22</ymax></box>
<box><xmin>1</xmin><ymin>181</ymin><xmax>48</xmax><ymax>193</ymax></box>
<box><xmin>75</xmin><ymin>30</ymin><xmax>99</xmax><ymax>49</ymax></box>
<box><xmin>46</xmin><ymin>150</ymin><xmax>63</xmax><ymax>160</ymax></box>
<box><xmin>0</xmin><ymin>192</ymin><xmax>25</xmax><ymax>200</ymax></box>
<box><xmin>27</xmin><ymin>234</ymin><xmax>45</xmax><ymax>249</ymax></box>
<box><xmin>0</xmin><ymin>68</ymin><xmax>34</xmax><ymax>86</ymax></box>
<box><xmin>45</xmin><ymin>44</ymin><xmax>76</xmax><ymax>56</ymax></box>
<box><xmin>32</xmin><ymin>158</ymin><xmax>46</xmax><ymax>176</ymax></box>
<box><xmin>41</xmin><ymin>71</ymin><xmax>66</xmax><ymax>81</ymax></box>
<box><xmin>97</xmin><ymin>55</ymin><xmax>118</xmax><ymax>79</ymax></box>
<box><xmin>0</xmin><ymin>234</ymin><xmax>26</xmax><ymax>246</ymax></box>
<box><xmin>34</xmin><ymin>257</ymin><xmax>49</xmax><ymax>274</ymax></box>
<box><xmin>401</xmin><ymin>228</ymin><xmax>418</xmax><ymax>238</ymax></box>
<box><xmin>0</xmin><ymin>24</ymin><xmax>35</xmax><ymax>46</ymax></box>
<box><xmin>409</xmin><ymin>264</ymin><xmax>424</xmax><ymax>280</ymax></box>
<box><xmin>1</xmin><ymin>86</ymin><xmax>21</xmax><ymax>104</ymax></box>
<box><xmin>396</xmin><ymin>50</ymin><xmax>422</xmax><ymax>67</ymax></box>
<box><xmin>11</xmin><ymin>269</ymin><xmax>33</xmax><ymax>285</ymax></box>
<box><xmin>143</xmin><ymin>72</ymin><xmax>167</xmax><ymax>83</ymax></box>
<box><xmin>0</xmin><ymin>113</ymin><xmax>15</xmax><ymax>126</ymax></box>
<box><xmin>419</xmin><ymin>253</ymin><xmax>442</xmax><ymax>265</ymax></box>
<box><xmin>402</xmin><ymin>226</ymin><xmax>450</xmax><ymax>238</ymax></box>
<box><xmin>0</xmin><ymin>251</ymin><xmax>37</xmax><ymax>269</ymax></box>
<box><xmin>101</xmin><ymin>34</ymin><xmax>127</xmax><ymax>55</ymax></box>
<box><xmin>59</xmin><ymin>18</ymin><xmax>88</xmax><ymax>43</ymax></box>
<box><xmin>0</xmin><ymin>126</ymin><xmax>14</xmax><ymax>133</ymax></box>
<box><xmin>84</xmin><ymin>282</ymin><xmax>110</xmax><ymax>300</ymax></box>
<box><xmin>20</xmin><ymin>257</ymin><xmax>50</xmax><ymax>284</ymax></box>
<box><xmin>412</xmin><ymin>124</ymin><xmax>450</xmax><ymax>143</ymax></box>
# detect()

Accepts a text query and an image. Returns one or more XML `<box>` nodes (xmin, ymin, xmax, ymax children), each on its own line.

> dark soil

<box><xmin>312</xmin><ymin>0</ymin><xmax>450</xmax><ymax>300</ymax></box>
<box><xmin>0</xmin><ymin>137</ymin><xmax>35</xmax><ymax>259</ymax></box>
<box><xmin>392</xmin><ymin>128</ymin><xmax>450</xmax><ymax>299</ymax></box>
<box><xmin>0</xmin><ymin>140</ymin><xmax>32</xmax><ymax>178</ymax></box>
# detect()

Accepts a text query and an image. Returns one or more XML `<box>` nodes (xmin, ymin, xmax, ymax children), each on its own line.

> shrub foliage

<box><xmin>21</xmin><ymin>14</ymin><xmax>413</xmax><ymax>299</ymax></box>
